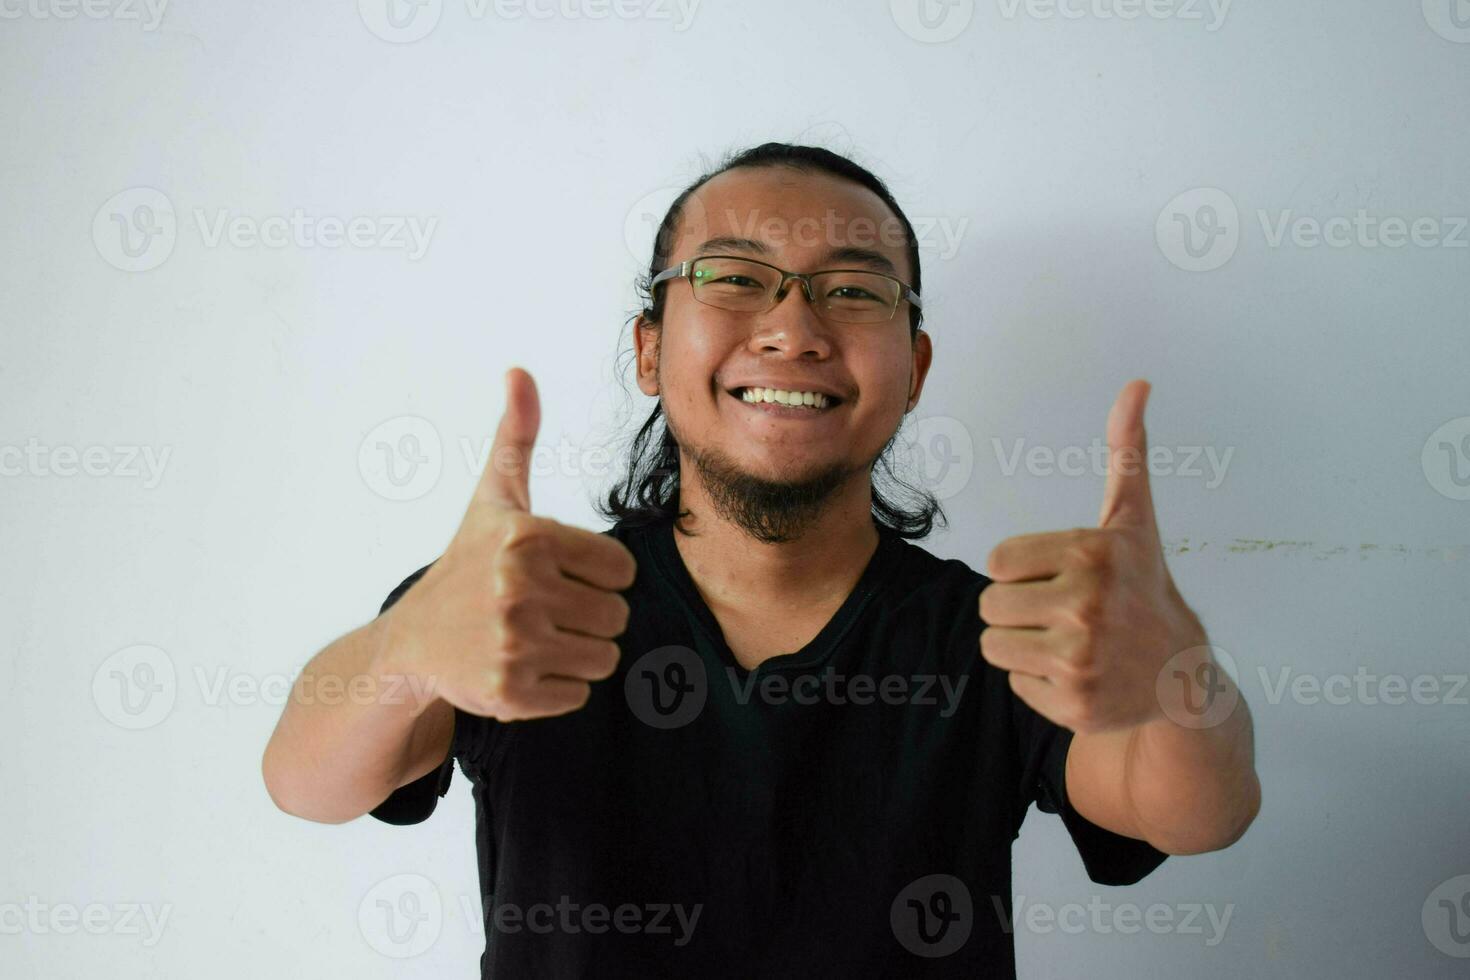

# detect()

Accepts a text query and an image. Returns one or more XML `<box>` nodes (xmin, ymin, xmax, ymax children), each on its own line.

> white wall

<box><xmin>3</xmin><ymin>1</ymin><xmax>1467</xmax><ymax>976</ymax></box>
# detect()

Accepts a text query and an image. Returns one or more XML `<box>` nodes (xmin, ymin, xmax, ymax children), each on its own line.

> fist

<box><xmin>387</xmin><ymin>367</ymin><xmax>638</xmax><ymax>721</ymax></box>
<box><xmin>978</xmin><ymin>380</ymin><xmax>1208</xmax><ymax>733</ymax></box>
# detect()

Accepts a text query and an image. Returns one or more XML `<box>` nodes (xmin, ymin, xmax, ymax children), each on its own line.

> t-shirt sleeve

<box><xmin>367</xmin><ymin>561</ymin><xmax>460</xmax><ymax>826</ymax></box>
<box><xmin>1013</xmin><ymin>694</ymin><xmax>1170</xmax><ymax>886</ymax></box>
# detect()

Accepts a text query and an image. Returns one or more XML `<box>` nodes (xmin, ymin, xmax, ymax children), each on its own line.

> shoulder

<box><xmin>884</xmin><ymin>531</ymin><xmax>993</xmax><ymax>611</ymax></box>
<box><xmin>869</xmin><ymin>531</ymin><xmax>1000</xmax><ymax>679</ymax></box>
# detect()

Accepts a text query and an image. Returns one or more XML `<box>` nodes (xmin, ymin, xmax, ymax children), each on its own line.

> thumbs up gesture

<box><xmin>386</xmin><ymin>368</ymin><xmax>638</xmax><ymax>721</ymax></box>
<box><xmin>978</xmin><ymin>380</ymin><xmax>1209</xmax><ymax>733</ymax></box>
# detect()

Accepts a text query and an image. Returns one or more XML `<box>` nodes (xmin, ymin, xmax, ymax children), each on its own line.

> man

<box><xmin>262</xmin><ymin>143</ymin><xmax>1260</xmax><ymax>977</ymax></box>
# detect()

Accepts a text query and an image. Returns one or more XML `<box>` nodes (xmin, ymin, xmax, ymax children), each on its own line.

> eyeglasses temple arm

<box><xmin>649</xmin><ymin>261</ymin><xmax>690</xmax><ymax>290</ymax></box>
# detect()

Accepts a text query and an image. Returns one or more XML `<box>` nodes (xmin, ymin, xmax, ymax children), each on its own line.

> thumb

<box><xmin>473</xmin><ymin>367</ymin><xmax>540</xmax><ymax>513</ymax></box>
<box><xmin>1098</xmin><ymin>378</ymin><xmax>1156</xmax><ymax>529</ymax></box>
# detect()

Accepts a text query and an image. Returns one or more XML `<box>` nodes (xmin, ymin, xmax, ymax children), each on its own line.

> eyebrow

<box><xmin>692</xmin><ymin>237</ymin><xmax>902</xmax><ymax>278</ymax></box>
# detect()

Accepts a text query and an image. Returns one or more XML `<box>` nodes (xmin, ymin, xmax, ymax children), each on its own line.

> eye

<box><xmin>828</xmin><ymin>285</ymin><xmax>882</xmax><ymax>301</ymax></box>
<box><xmin>708</xmin><ymin>275</ymin><xmax>764</xmax><ymax>289</ymax></box>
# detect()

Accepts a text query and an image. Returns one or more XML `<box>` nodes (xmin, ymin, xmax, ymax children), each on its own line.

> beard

<box><xmin>683</xmin><ymin>442</ymin><xmax>862</xmax><ymax>544</ymax></box>
<box><xmin>654</xmin><ymin>367</ymin><xmax>889</xmax><ymax>543</ymax></box>
<box><xmin>649</xmin><ymin>378</ymin><xmax>889</xmax><ymax>548</ymax></box>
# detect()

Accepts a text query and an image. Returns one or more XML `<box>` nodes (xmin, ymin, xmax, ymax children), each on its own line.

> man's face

<box><xmin>634</xmin><ymin>166</ymin><xmax>933</xmax><ymax>538</ymax></box>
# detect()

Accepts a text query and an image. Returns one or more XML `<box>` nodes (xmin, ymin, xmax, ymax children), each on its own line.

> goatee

<box><xmin>680</xmin><ymin>442</ymin><xmax>863</xmax><ymax>544</ymax></box>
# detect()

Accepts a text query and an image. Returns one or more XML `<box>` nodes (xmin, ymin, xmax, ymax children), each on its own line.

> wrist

<box><xmin>366</xmin><ymin>604</ymin><xmax>442</xmax><ymax>719</ymax></box>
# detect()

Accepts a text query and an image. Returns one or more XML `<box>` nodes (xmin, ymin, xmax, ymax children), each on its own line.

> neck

<box><xmin>670</xmin><ymin>463</ymin><xmax>881</xmax><ymax>614</ymax></box>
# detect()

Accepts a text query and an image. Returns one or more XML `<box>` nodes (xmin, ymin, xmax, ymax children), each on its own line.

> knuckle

<box><xmin>1069</xmin><ymin>666</ymin><xmax>1099</xmax><ymax>695</ymax></box>
<box><xmin>609</xmin><ymin>595</ymin><xmax>631</xmax><ymax>634</ymax></box>
<box><xmin>482</xmin><ymin>664</ymin><xmax>514</xmax><ymax>704</ymax></box>
<box><xmin>486</xmin><ymin>602</ymin><xmax>536</xmax><ymax>661</ymax></box>
<box><xmin>1072</xmin><ymin>642</ymin><xmax>1099</xmax><ymax>676</ymax></box>
<box><xmin>978</xmin><ymin>586</ymin><xmax>998</xmax><ymax>623</ymax></box>
<box><xmin>589</xmin><ymin>642</ymin><xmax>621</xmax><ymax>680</ymax></box>
<box><xmin>498</xmin><ymin>512</ymin><xmax>548</xmax><ymax>554</ymax></box>
<box><xmin>1065</xmin><ymin>696</ymin><xmax>1098</xmax><ymax>731</ymax></box>
<box><xmin>569</xmin><ymin>682</ymin><xmax>592</xmax><ymax>711</ymax></box>
<box><xmin>490</xmin><ymin>563</ymin><xmax>530</xmax><ymax>599</ymax></box>
<box><xmin>492</xmin><ymin>592</ymin><xmax>540</xmax><ymax>633</ymax></box>
<box><xmin>1067</xmin><ymin>586</ymin><xmax>1106</xmax><ymax>627</ymax></box>
<box><xmin>497</xmin><ymin>626</ymin><xmax>537</xmax><ymax>662</ymax></box>
<box><xmin>1054</xmin><ymin>640</ymin><xmax>1086</xmax><ymax>677</ymax></box>
<box><xmin>985</xmin><ymin>544</ymin><xmax>1011</xmax><ymax>579</ymax></box>
<box><xmin>612</xmin><ymin>545</ymin><xmax>638</xmax><ymax>588</ymax></box>
<box><xmin>1065</xmin><ymin>529</ymin><xmax>1106</xmax><ymax>567</ymax></box>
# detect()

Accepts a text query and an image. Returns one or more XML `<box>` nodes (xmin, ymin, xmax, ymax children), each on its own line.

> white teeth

<box><xmin>739</xmin><ymin>387</ymin><xmax>831</xmax><ymax>409</ymax></box>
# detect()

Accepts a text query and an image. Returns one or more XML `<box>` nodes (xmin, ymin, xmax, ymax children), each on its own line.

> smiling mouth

<box><xmin>727</xmin><ymin>386</ymin><xmax>843</xmax><ymax>411</ymax></box>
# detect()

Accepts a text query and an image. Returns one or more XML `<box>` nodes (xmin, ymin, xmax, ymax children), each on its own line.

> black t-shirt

<box><xmin>369</xmin><ymin>515</ymin><xmax>1168</xmax><ymax>977</ymax></box>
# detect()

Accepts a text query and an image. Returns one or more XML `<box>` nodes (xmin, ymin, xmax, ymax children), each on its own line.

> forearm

<box><xmin>261</xmin><ymin>610</ymin><xmax>447</xmax><ymax>824</ymax></box>
<box><xmin>1124</xmin><ymin>649</ymin><xmax>1260</xmax><ymax>854</ymax></box>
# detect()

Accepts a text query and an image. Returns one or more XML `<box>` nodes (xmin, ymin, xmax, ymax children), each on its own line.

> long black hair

<box><xmin>595</xmin><ymin>142</ymin><xmax>946</xmax><ymax>540</ymax></box>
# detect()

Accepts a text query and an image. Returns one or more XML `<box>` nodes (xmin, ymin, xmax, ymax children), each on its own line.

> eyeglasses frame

<box><xmin>648</xmin><ymin>253</ymin><xmax>922</xmax><ymax>323</ymax></box>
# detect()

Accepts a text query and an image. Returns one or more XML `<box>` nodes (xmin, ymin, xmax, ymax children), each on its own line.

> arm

<box><xmin>1067</xmin><ymin>644</ymin><xmax>1261</xmax><ymax>854</ymax></box>
<box><xmin>260</xmin><ymin>368</ymin><xmax>634</xmax><ymax>825</ymax></box>
<box><xmin>981</xmin><ymin>379</ymin><xmax>1261</xmax><ymax>855</ymax></box>
<box><xmin>261</xmin><ymin>608</ymin><xmax>452</xmax><ymax>825</ymax></box>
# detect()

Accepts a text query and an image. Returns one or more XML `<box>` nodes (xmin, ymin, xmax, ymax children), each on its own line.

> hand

<box><xmin>978</xmin><ymin>380</ymin><xmax>1209</xmax><ymax>733</ymax></box>
<box><xmin>386</xmin><ymin>367</ymin><xmax>638</xmax><ymax>721</ymax></box>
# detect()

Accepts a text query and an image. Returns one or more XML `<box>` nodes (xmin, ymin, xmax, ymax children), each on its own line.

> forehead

<box><xmin>669</xmin><ymin>166</ymin><xmax>913</xmax><ymax>280</ymax></box>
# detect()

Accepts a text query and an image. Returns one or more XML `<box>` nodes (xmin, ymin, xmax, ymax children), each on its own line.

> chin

<box><xmin>736</xmin><ymin>448</ymin><xmax>837</xmax><ymax>479</ymax></box>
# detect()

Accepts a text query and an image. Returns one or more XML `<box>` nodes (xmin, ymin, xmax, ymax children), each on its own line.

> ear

<box><xmin>634</xmin><ymin>313</ymin><xmax>661</xmax><ymax>397</ymax></box>
<box><xmin>906</xmin><ymin>328</ymin><xmax>932</xmax><ymax>411</ymax></box>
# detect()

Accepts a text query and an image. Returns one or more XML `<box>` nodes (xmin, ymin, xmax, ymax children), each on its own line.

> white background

<box><xmin>3</xmin><ymin>0</ymin><xmax>1468</xmax><ymax>976</ymax></box>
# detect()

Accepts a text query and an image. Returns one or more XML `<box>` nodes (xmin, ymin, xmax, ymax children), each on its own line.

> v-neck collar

<box><xmin>645</xmin><ymin>515</ymin><xmax>905</xmax><ymax>679</ymax></box>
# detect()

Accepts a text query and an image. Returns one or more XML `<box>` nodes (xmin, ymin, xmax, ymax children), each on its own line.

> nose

<box><xmin>748</xmin><ymin>277</ymin><xmax>832</xmax><ymax>358</ymax></box>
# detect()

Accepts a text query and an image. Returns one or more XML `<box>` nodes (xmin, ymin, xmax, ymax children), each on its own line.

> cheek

<box><xmin>846</xmin><ymin>358</ymin><xmax>914</xmax><ymax>449</ymax></box>
<box><xmin>853</xmin><ymin>347</ymin><xmax>914</xmax><ymax>411</ymax></box>
<box><xmin>657</xmin><ymin>325</ymin><xmax>727</xmax><ymax>420</ymax></box>
<box><xmin>664</xmin><ymin>312</ymin><xmax>742</xmax><ymax>392</ymax></box>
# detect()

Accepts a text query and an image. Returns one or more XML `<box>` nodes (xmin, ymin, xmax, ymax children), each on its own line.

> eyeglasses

<box><xmin>649</xmin><ymin>254</ymin><xmax>921</xmax><ymax>325</ymax></box>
